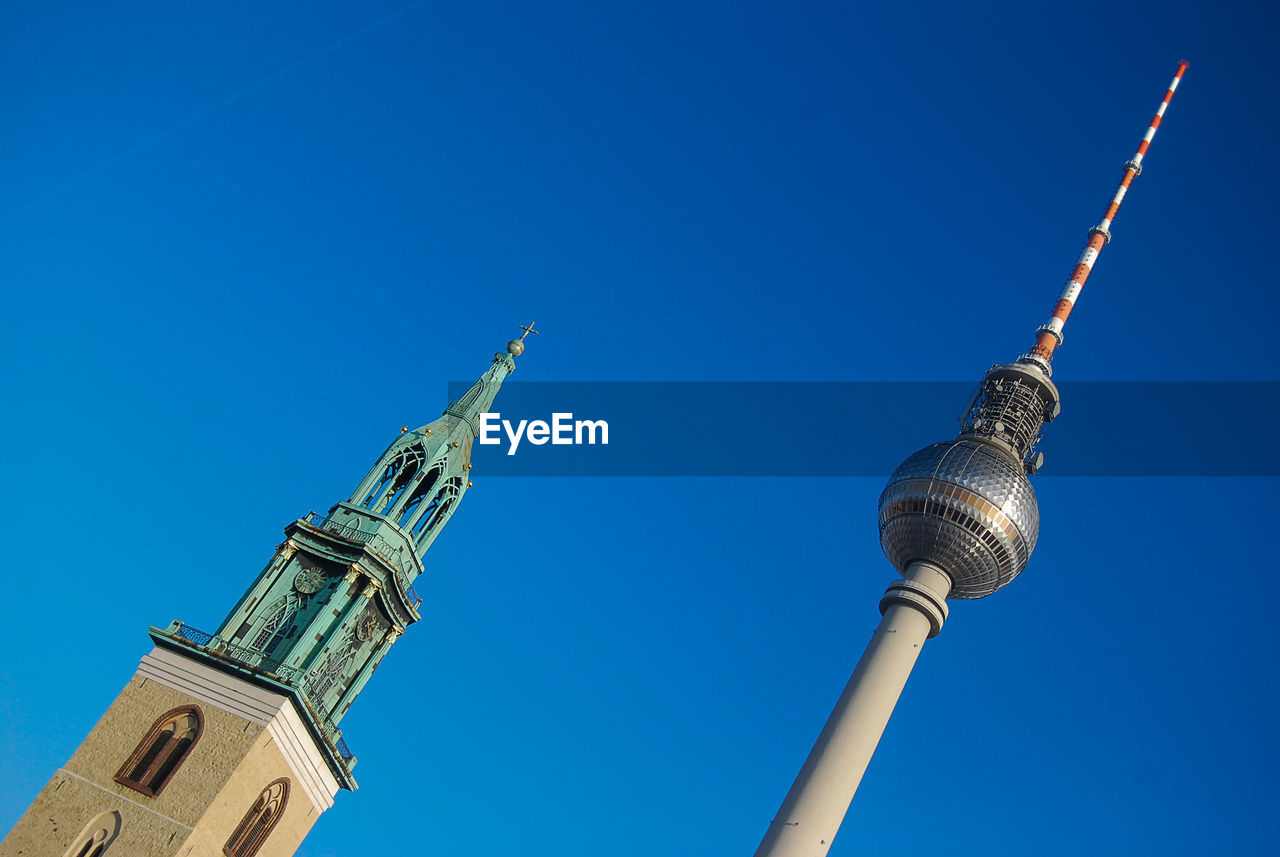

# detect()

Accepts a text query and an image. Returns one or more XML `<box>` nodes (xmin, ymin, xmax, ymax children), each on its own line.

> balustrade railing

<box><xmin>366</xmin><ymin>536</ymin><xmax>405</xmax><ymax>575</ymax></box>
<box><xmin>302</xmin><ymin>512</ymin><xmax>371</xmax><ymax>544</ymax></box>
<box><xmin>175</xmin><ymin>624</ymin><xmax>213</xmax><ymax>646</ymax></box>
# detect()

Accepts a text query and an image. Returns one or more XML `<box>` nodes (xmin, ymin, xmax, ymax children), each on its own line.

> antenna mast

<box><xmin>1021</xmin><ymin>60</ymin><xmax>1190</xmax><ymax>374</ymax></box>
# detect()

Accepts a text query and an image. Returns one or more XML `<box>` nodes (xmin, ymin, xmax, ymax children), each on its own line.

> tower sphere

<box><xmin>878</xmin><ymin>439</ymin><xmax>1040</xmax><ymax>599</ymax></box>
<box><xmin>507</xmin><ymin>339</ymin><xmax>525</xmax><ymax>356</ymax></box>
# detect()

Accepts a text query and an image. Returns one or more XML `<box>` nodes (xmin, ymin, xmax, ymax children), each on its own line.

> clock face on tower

<box><xmin>355</xmin><ymin>609</ymin><xmax>379</xmax><ymax>642</ymax></box>
<box><xmin>293</xmin><ymin>568</ymin><xmax>324</xmax><ymax>594</ymax></box>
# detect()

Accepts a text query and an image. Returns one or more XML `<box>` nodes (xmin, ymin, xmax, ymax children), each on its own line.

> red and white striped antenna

<box><xmin>1021</xmin><ymin>60</ymin><xmax>1190</xmax><ymax>373</ymax></box>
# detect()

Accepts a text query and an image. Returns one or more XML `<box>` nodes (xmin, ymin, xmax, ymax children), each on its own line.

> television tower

<box><xmin>753</xmin><ymin>61</ymin><xmax>1190</xmax><ymax>857</ymax></box>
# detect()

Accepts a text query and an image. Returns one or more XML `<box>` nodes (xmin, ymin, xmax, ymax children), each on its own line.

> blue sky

<box><xmin>1</xmin><ymin>2</ymin><xmax>1276</xmax><ymax>855</ymax></box>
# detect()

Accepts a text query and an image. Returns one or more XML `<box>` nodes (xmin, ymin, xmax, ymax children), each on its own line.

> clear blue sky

<box><xmin>2</xmin><ymin>2</ymin><xmax>1276</xmax><ymax>855</ymax></box>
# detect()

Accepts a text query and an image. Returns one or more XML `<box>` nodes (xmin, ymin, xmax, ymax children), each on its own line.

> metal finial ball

<box><xmin>507</xmin><ymin>339</ymin><xmax>525</xmax><ymax>356</ymax></box>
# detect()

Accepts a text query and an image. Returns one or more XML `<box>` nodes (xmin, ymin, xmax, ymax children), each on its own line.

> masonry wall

<box><xmin>1</xmin><ymin>670</ymin><xmax>321</xmax><ymax>857</ymax></box>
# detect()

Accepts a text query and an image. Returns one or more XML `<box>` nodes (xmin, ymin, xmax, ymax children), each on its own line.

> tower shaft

<box><xmin>754</xmin><ymin>564</ymin><xmax>950</xmax><ymax>857</ymax></box>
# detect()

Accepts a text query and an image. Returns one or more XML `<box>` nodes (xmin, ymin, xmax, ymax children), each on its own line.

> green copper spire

<box><xmin>152</xmin><ymin>327</ymin><xmax>533</xmax><ymax>788</ymax></box>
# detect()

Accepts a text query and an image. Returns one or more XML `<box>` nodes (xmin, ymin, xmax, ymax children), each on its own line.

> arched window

<box><xmin>397</xmin><ymin>460</ymin><xmax>446</xmax><ymax>528</ymax></box>
<box><xmin>63</xmin><ymin>811</ymin><xmax>121</xmax><ymax>857</ymax></box>
<box><xmin>360</xmin><ymin>461</ymin><xmax>397</xmax><ymax>509</ymax></box>
<box><xmin>361</xmin><ymin>444</ymin><xmax>426</xmax><ymax>513</ymax></box>
<box><xmin>377</xmin><ymin>445</ymin><xmax>426</xmax><ymax>514</ymax></box>
<box><xmin>224</xmin><ymin>778</ymin><xmax>289</xmax><ymax>857</ymax></box>
<box><xmin>414</xmin><ymin>477</ymin><xmax>463</xmax><ymax>542</ymax></box>
<box><xmin>250</xmin><ymin>597</ymin><xmax>295</xmax><ymax>653</ymax></box>
<box><xmin>114</xmin><ymin>705</ymin><xmax>203</xmax><ymax>797</ymax></box>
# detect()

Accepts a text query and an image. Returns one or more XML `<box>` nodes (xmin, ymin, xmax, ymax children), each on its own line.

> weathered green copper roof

<box><xmin>158</xmin><ymin>332</ymin><xmax>529</xmax><ymax>790</ymax></box>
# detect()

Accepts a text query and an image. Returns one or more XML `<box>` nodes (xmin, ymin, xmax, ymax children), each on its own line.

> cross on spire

<box><xmin>506</xmin><ymin>321</ymin><xmax>540</xmax><ymax>357</ymax></box>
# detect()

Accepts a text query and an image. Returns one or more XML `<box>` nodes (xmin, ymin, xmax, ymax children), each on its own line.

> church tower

<box><xmin>1</xmin><ymin>328</ymin><xmax>536</xmax><ymax>857</ymax></box>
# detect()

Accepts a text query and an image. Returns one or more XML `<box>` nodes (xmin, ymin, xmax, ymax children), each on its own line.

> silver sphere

<box><xmin>507</xmin><ymin>339</ymin><xmax>525</xmax><ymax>357</ymax></box>
<box><xmin>878</xmin><ymin>439</ymin><xmax>1039</xmax><ymax>599</ymax></box>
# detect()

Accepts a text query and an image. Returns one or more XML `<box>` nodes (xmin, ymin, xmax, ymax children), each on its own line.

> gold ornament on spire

<box><xmin>507</xmin><ymin>321</ymin><xmax>539</xmax><ymax>356</ymax></box>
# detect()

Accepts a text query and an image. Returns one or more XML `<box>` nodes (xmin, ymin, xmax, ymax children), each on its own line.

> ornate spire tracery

<box><xmin>198</xmin><ymin>329</ymin><xmax>530</xmax><ymax>744</ymax></box>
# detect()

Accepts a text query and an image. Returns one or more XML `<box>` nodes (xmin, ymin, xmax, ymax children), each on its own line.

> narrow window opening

<box><xmin>361</xmin><ymin>461</ymin><xmax>399</xmax><ymax>509</ymax></box>
<box><xmin>397</xmin><ymin>462</ymin><xmax>445</xmax><ymax>527</ymax></box>
<box><xmin>115</xmin><ymin>706</ymin><xmax>203</xmax><ymax>797</ymax></box>
<box><xmin>362</xmin><ymin>444</ymin><xmax>427</xmax><ymax>513</ymax></box>
<box><xmin>414</xmin><ymin>477</ymin><xmax>464</xmax><ymax>543</ymax></box>
<box><xmin>251</xmin><ymin>601</ymin><xmax>289</xmax><ymax>650</ymax></box>
<box><xmin>224</xmin><ymin>778</ymin><xmax>289</xmax><ymax>857</ymax></box>
<box><xmin>428</xmin><ymin>497</ymin><xmax>456</xmax><ymax>532</ymax></box>
<box><xmin>63</xmin><ymin>811</ymin><xmax>121</xmax><ymax>857</ymax></box>
<box><xmin>411</xmin><ymin>493</ymin><xmax>442</xmax><ymax>537</ymax></box>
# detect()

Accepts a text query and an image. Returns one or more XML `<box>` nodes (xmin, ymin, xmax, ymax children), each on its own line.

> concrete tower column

<box><xmin>754</xmin><ymin>562</ymin><xmax>951</xmax><ymax>857</ymax></box>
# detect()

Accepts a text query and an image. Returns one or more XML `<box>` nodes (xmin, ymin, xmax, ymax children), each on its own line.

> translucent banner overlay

<box><xmin>447</xmin><ymin>382</ymin><xmax>1279</xmax><ymax>476</ymax></box>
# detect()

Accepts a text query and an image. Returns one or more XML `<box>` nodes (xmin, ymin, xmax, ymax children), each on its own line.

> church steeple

<box><xmin>2</xmin><ymin>328</ymin><xmax>538</xmax><ymax>857</ymax></box>
<box><xmin>342</xmin><ymin>342</ymin><xmax>519</xmax><ymax>555</ymax></box>
<box><xmin>165</xmin><ymin>328</ymin><xmax>533</xmax><ymax>784</ymax></box>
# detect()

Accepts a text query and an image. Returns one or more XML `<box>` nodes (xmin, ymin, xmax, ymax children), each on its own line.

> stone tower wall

<box><xmin>1</xmin><ymin>649</ymin><xmax>334</xmax><ymax>857</ymax></box>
